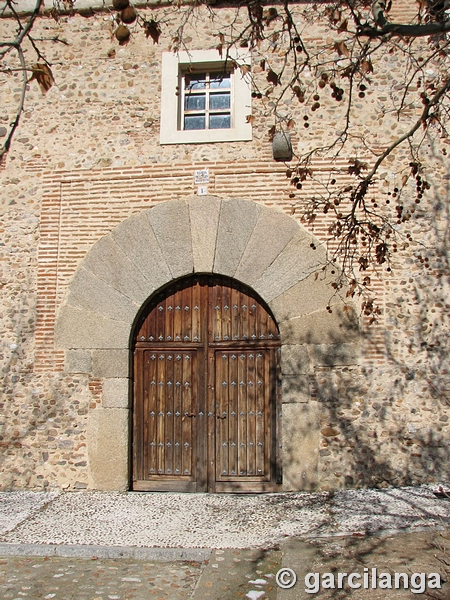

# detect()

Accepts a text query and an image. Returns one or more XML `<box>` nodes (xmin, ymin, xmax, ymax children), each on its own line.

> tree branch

<box><xmin>358</xmin><ymin>0</ymin><xmax>450</xmax><ymax>38</ymax></box>
<box><xmin>0</xmin><ymin>46</ymin><xmax>27</xmax><ymax>161</ymax></box>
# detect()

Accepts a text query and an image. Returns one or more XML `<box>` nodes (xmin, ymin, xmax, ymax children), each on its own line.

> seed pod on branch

<box><xmin>112</xmin><ymin>0</ymin><xmax>129</xmax><ymax>10</ymax></box>
<box><xmin>115</xmin><ymin>24</ymin><xmax>130</xmax><ymax>44</ymax></box>
<box><xmin>121</xmin><ymin>7</ymin><xmax>136</xmax><ymax>24</ymax></box>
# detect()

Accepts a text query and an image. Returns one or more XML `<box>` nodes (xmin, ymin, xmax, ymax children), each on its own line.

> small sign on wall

<box><xmin>194</xmin><ymin>169</ymin><xmax>209</xmax><ymax>184</ymax></box>
<box><xmin>197</xmin><ymin>185</ymin><xmax>208</xmax><ymax>195</ymax></box>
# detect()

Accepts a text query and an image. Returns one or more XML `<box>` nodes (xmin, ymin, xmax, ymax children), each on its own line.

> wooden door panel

<box><xmin>133</xmin><ymin>349</ymin><xmax>199</xmax><ymax>491</ymax></box>
<box><xmin>133</xmin><ymin>275</ymin><xmax>281</xmax><ymax>493</ymax></box>
<box><xmin>214</xmin><ymin>350</ymin><xmax>275</xmax><ymax>490</ymax></box>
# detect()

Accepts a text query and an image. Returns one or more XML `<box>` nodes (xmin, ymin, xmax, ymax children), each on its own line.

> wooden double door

<box><xmin>132</xmin><ymin>275</ymin><xmax>281</xmax><ymax>493</ymax></box>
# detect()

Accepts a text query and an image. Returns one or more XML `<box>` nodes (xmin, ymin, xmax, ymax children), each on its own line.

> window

<box><xmin>160</xmin><ymin>49</ymin><xmax>252</xmax><ymax>145</ymax></box>
<box><xmin>183</xmin><ymin>71</ymin><xmax>231</xmax><ymax>131</ymax></box>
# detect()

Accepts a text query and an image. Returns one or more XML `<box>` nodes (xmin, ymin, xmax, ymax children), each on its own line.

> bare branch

<box><xmin>359</xmin><ymin>1</ymin><xmax>450</xmax><ymax>37</ymax></box>
<box><xmin>0</xmin><ymin>45</ymin><xmax>27</xmax><ymax>161</ymax></box>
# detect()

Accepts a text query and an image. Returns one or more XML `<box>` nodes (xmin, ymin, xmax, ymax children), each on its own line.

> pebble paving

<box><xmin>0</xmin><ymin>556</ymin><xmax>202</xmax><ymax>600</ymax></box>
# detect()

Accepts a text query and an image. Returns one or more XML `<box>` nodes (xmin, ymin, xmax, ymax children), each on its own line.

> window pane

<box><xmin>186</xmin><ymin>74</ymin><xmax>206</xmax><ymax>90</ymax></box>
<box><xmin>209</xmin><ymin>93</ymin><xmax>230</xmax><ymax>110</ymax></box>
<box><xmin>185</xmin><ymin>94</ymin><xmax>206</xmax><ymax>111</ymax></box>
<box><xmin>184</xmin><ymin>115</ymin><xmax>206</xmax><ymax>130</ymax></box>
<box><xmin>210</xmin><ymin>74</ymin><xmax>231</xmax><ymax>89</ymax></box>
<box><xmin>209</xmin><ymin>114</ymin><xmax>231</xmax><ymax>129</ymax></box>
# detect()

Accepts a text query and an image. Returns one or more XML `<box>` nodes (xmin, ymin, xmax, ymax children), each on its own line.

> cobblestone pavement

<box><xmin>0</xmin><ymin>488</ymin><xmax>449</xmax><ymax>599</ymax></box>
<box><xmin>0</xmin><ymin>555</ymin><xmax>201</xmax><ymax>599</ymax></box>
<box><xmin>1</xmin><ymin>531</ymin><xmax>449</xmax><ymax>599</ymax></box>
<box><xmin>0</xmin><ymin>547</ymin><xmax>282</xmax><ymax>600</ymax></box>
<box><xmin>1</xmin><ymin>487</ymin><xmax>449</xmax><ymax>549</ymax></box>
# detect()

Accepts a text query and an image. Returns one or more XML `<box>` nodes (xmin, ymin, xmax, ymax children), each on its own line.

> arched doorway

<box><xmin>132</xmin><ymin>274</ymin><xmax>282</xmax><ymax>493</ymax></box>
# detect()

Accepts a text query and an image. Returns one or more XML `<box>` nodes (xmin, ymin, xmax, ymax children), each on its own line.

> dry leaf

<box><xmin>239</xmin><ymin>64</ymin><xmax>251</xmax><ymax>76</ymax></box>
<box><xmin>246</xmin><ymin>114</ymin><xmax>255</xmax><ymax>124</ymax></box>
<box><xmin>334</xmin><ymin>41</ymin><xmax>350</xmax><ymax>58</ymax></box>
<box><xmin>338</xmin><ymin>18</ymin><xmax>348</xmax><ymax>33</ymax></box>
<box><xmin>30</xmin><ymin>63</ymin><xmax>54</xmax><ymax>93</ymax></box>
<box><xmin>361</xmin><ymin>59</ymin><xmax>373</xmax><ymax>74</ymax></box>
<box><xmin>267</xmin><ymin>69</ymin><xmax>280</xmax><ymax>85</ymax></box>
<box><xmin>144</xmin><ymin>20</ymin><xmax>161</xmax><ymax>44</ymax></box>
<box><xmin>287</xmin><ymin>119</ymin><xmax>295</xmax><ymax>129</ymax></box>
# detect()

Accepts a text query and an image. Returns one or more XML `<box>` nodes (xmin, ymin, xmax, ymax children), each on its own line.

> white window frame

<box><xmin>160</xmin><ymin>49</ymin><xmax>252</xmax><ymax>145</ymax></box>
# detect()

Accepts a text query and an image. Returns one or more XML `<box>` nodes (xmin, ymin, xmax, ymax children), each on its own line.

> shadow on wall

<box><xmin>0</xmin><ymin>263</ymin><xmax>93</xmax><ymax>490</ymax></box>
<box><xmin>280</xmin><ymin>156</ymin><xmax>450</xmax><ymax>490</ymax></box>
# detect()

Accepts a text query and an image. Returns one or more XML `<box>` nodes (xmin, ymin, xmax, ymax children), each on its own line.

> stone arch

<box><xmin>55</xmin><ymin>196</ymin><xmax>359</xmax><ymax>491</ymax></box>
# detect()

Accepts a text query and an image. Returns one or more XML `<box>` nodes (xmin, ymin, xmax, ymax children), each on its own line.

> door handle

<box><xmin>184</xmin><ymin>413</ymin><xmax>196</xmax><ymax>418</ymax></box>
<box><xmin>217</xmin><ymin>415</ymin><xmax>227</xmax><ymax>420</ymax></box>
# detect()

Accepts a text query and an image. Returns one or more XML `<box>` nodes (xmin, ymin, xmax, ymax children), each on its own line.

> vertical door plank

<box><xmin>164</xmin><ymin>353</ymin><xmax>174</xmax><ymax>475</ymax></box>
<box><xmin>156</xmin><ymin>353</ymin><xmax>166</xmax><ymax>474</ymax></box>
<box><xmin>192</xmin><ymin>279</ymin><xmax>201</xmax><ymax>343</ymax></box>
<box><xmin>255</xmin><ymin>350</ymin><xmax>266</xmax><ymax>478</ymax></box>
<box><xmin>230</xmin><ymin>287</ymin><xmax>239</xmax><ymax>341</ymax></box>
<box><xmin>155</xmin><ymin>299</ymin><xmax>165</xmax><ymax>343</ymax></box>
<box><xmin>246</xmin><ymin>351</ymin><xmax>256</xmax><ymax>477</ymax></box>
<box><xmin>173</xmin><ymin>352</ymin><xmax>183</xmax><ymax>476</ymax></box>
<box><xmin>172</xmin><ymin>287</ymin><xmax>182</xmax><ymax>343</ymax></box>
<box><xmin>248</xmin><ymin>298</ymin><xmax>257</xmax><ymax>341</ymax></box>
<box><xmin>228</xmin><ymin>352</ymin><xmax>238</xmax><ymax>478</ymax></box>
<box><xmin>221</xmin><ymin>283</ymin><xmax>231</xmax><ymax>341</ymax></box>
<box><xmin>240</xmin><ymin>290</ymin><xmax>249</xmax><ymax>341</ymax></box>
<box><xmin>215</xmin><ymin>352</ymin><xmax>228</xmax><ymax>478</ymax></box>
<box><xmin>237</xmin><ymin>352</ymin><xmax>247</xmax><ymax>477</ymax></box>
<box><xmin>181</xmin><ymin>352</ymin><xmax>194</xmax><ymax>476</ymax></box>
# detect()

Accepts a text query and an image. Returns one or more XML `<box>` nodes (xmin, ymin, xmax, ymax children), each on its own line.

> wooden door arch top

<box><xmin>56</xmin><ymin>195</ymin><xmax>358</xmax><ymax>354</ymax></box>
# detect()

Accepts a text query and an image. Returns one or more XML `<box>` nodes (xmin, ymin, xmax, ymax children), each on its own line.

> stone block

<box><xmin>253</xmin><ymin>229</ymin><xmax>326</xmax><ymax>303</ymax></box>
<box><xmin>102</xmin><ymin>378</ymin><xmax>130</xmax><ymax>408</ymax></box>
<box><xmin>111</xmin><ymin>210</ymin><xmax>172</xmax><ymax>294</ymax></box>
<box><xmin>214</xmin><ymin>198</ymin><xmax>261</xmax><ymax>277</ymax></box>
<box><xmin>65</xmin><ymin>349</ymin><xmax>92</xmax><ymax>374</ymax></box>
<box><xmin>234</xmin><ymin>205</ymin><xmax>299</xmax><ymax>287</ymax></box>
<box><xmin>147</xmin><ymin>199</ymin><xmax>193</xmax><ymax>279</ymax></box>
<box><xmin>309</xmin><ymin>343</ymin><xmax>360</xmax><ymax>366</ymax></box>
<box><xmin>188</xmin><ymin>195</ymin><xmax>222</xmax><ymax>273</ymax></box>
<box><xmin>81</xmin><ymin>235</ymin><xmax>152</xmax><ymax>305</ymax></box>
<box><xmin>282</xmin><ymin>402</ymin><xmax>319</xmax><ymax>491</ymax></box>
<box><xmin>67</xmin><ymin>267</ymin><xmax>139</xmax><ymax>323</ymax></box>
<box><xmin>269</xmin><ymin>269</ymin><xmax>341</xmax><ymax>323</ymax></box>
<box><xmin>282</xmin><ymin>375</ymin><xmax>311</xmax><ymax>403</ymax></box>
<box><xmin>92</xmin><ymin>349</ymin><xmax>129</xmax><ymax>378</ymax></box>
<box><xmin>281</xmin><ymin>344</ymin><xmax>310</xmax><ymax>375</ymax></box>
<box><xmin>279</xmin><ymin>307</ymin><xmax>359</xmax><ymax>345</ymax></box>
<box><xmin>55</xmin><ymin>306</ymin><xmax>131</xmax><ymax>349</ymax></box>
<box><xmin>87</xmin><ymin>407</ymin><xmax>129</xmax><ymax>491</ymax></box>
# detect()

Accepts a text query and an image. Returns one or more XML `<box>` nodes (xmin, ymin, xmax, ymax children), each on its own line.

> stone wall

<box><xmin>0</xmin><ymin>0</ymin><xmax>449</xmax><ymax>491</ymax></box>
